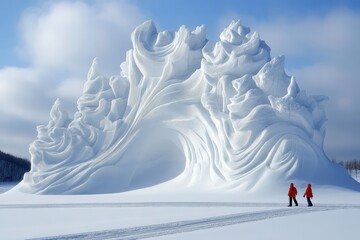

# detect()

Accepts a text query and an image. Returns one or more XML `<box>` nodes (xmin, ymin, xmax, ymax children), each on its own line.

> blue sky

<box><xmin>0</xmin><ymin>0</ymin><xmax>360</xmax><ymax>161</ymax></box>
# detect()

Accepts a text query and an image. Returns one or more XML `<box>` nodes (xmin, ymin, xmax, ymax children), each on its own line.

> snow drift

<box><xmin>16</xmin><ymin>20</ymin><xmax>359</xmax><ymax>194</ymax></box>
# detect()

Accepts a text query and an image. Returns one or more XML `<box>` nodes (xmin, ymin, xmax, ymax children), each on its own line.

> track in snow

<box><xmin>21</xmin><ymin>202</ymin><xmax>359</xmax><ymax>240</ymax></box>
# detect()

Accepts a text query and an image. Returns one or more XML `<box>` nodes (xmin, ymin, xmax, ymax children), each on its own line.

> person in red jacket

<box><xmin>303</xmin><ymin>183</ymin><xmax>313</xmax><ymax>207</ymax></box>
<box><xmin>288</xmin><ymin>183</ymin><xmax>298</xmax><ymax>207</ymax></box>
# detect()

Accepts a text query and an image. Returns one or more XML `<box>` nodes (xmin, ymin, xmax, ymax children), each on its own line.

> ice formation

<box><xmin>16</xmin><ymin>20</ymin><xmax>358</xmax><ymax>194</ymax></box>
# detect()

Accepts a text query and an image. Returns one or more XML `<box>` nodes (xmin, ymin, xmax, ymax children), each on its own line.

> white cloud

<box><xmin>0</xmin><ymin>0</ymin><xmax>146</xmax><ymax>158</ymax></box>
<box><xmin>256</xmin><ymin>9</ymin><xmax>360</xmax><ymax>63</ymax></box>
<box><xmin>55</xmin><ymin>77</ymin><xmax>85</xmax><ymax>99</ymax></box>
<box><xmin>0</xmin><ymin>67</ymin><xmax>50</xmax><ymax>122</ymax></box>
<box><xmin>18</xmin><ymin>1</ymin><xmax>145</xmax><ymax>75</ymax></box>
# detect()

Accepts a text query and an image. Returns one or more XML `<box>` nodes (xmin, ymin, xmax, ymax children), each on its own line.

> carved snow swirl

<box><xmin>199</xmin><ymin>20</ymin><xmax>348</xmax><ymax>189</ymax></box>
<box><xmin>17</xmin><ymin>20</ymin><xmax>358</xmax><ymax>194</ymax></box>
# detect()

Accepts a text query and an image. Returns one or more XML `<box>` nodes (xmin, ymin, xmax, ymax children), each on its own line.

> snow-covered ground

<box><xmin>350</xmin><ymin>172</ymin><xmax>360</xmax><ymax>182</ymax></box>
<box><xmin>1</xmin><ymin>184</ymin><xmax>360</xmax><ymax>240</ymax></box>
<box><xmin>0</xmin><ymin>181</ymin><xmax>18</xmax><ymax>194</ymax></box>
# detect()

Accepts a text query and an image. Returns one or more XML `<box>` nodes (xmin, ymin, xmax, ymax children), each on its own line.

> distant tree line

<box><xmin>338</xmin><ymin>159</ymin><xmax>360</xmax><ymax>179</ymax></box>
<box><xmin>0</xmin><ymin>150</ymin><xmax>30</xmax><ymax>182</ymax></box>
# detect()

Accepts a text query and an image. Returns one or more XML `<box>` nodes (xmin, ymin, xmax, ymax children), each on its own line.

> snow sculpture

<box><xmin>17</xmin><ymin>20</ymin><xmax>358</xmax><ymax>194</ymax></box>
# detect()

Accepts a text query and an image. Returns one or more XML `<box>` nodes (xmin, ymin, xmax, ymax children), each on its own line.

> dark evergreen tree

<box><xmin>0</xmin><ymin>150</ymin><xmax>30</xmax><ymax>182</ymax></box>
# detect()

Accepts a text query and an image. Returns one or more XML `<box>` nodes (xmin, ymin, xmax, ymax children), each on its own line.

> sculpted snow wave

<box><xmin>16</xmin><ymin>20</ymin><xmax>358</xmax><ymax>194</ymax></box>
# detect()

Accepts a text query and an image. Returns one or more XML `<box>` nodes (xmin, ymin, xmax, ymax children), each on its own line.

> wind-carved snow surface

<box><xmin>17</xmin><ymin>20</ymin><xmax>359</xmax><ymax>194</ymax></box>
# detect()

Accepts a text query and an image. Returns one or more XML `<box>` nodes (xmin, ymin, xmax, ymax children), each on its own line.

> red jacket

<box><xmin>288</xmin><ymin>183</ymin><xmax>297</xmax><ymax>197</ymax></box>
<box><xmin>303</xmin><ymin>184</ymin><xmax>313</xmax><ymax>198</ymax></box>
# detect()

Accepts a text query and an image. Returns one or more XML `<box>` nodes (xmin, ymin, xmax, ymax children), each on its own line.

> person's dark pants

<box><xmin>306</xmin><ymin>197</ymin><xmax>313</xmax><ymax>207</ymax></box>
<box><xmin>288</xmin><ymin>197</ymin><xmax>298</xmax><ymax>206</ymax></box>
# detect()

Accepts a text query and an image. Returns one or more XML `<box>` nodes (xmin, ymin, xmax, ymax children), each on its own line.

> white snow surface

<box><xmin>1</xmin><ymin>186</ymin><xmax>360</xmax><ymax>239</ymax></box>
<box><xmin>13</xmin><ymin>20</ymin><xmax>360</xmax><ymax>195</ymax></box>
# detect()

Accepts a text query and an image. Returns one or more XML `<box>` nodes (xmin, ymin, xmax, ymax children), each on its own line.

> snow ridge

<box><xmin>16</xmin><ymin>20</ymin><xmax>358</xmax><ymax>194</ymax></box>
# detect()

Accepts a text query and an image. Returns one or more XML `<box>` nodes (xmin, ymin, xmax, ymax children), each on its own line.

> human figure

<box><xmin>288</xmin><ymin>182</ymin><xmax>298</xmax><ymax>207</ymax></box>
<box><xmin>303</xmin><ymin>183</ymin><xmax>313</xmax><ymax>207</ymax></box>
